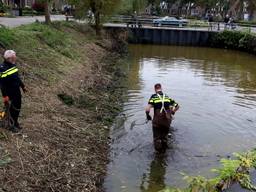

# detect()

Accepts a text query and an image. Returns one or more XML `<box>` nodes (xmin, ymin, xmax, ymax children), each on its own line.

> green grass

<box><xmin>0</xmin><ymin>27</ymin><xmax>16</xmax><ymax>47</ymax></box>
<box><xmin>0</xmin><ymin>21</ymin><xmax>94</xmax><ymax>84</ymax></box>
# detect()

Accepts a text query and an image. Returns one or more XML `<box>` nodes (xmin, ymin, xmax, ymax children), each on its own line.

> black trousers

<box><xmin>8</xmin><ymin>89</ymin><xmax>22</xmax><ymax>127</ymax></box>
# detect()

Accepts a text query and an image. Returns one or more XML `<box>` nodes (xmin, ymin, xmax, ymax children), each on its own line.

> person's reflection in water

<box><xmin>140</xmin><ymin>127</ymin><xmax>177</xmax><ymax>192</ymax></box>
<box><xmin>140</xmin><ymin>131</ymin><xmax>176</xmax><ymax>192</ymax></box>
<box><xmin>140</xmin><ymin>153</ymin><xmax>167</xmax><ymax>192</ymax></box>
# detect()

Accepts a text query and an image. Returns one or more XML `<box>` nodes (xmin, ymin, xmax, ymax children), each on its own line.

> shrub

<box><xmin>0</xmin><ymin>2</ymin><xmax>9</xmax><ymax>13</ymax></box>
<box><xmin>22</xmin><ymin>6</ymin><xmax>37</xmax><ymax>16</ymax></box>
<box><xmin>210</xmin><ymin>31</ymin><xmax>256</xmax><ymax>55</ymax></box>
<box><xmin>58</xmin><ymin>93</ymin><xmax>74</xmax><ymax>106</ymax></box>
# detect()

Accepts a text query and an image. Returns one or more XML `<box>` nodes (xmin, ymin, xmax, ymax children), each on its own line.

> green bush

<box><xmin>210</xmin><ymin>31</ymin><xmax>256</xmax><ymax>54</ymax></box>
<box><xmin>58</xmin><ymin>93</ymin><xmax>74</xmax><ymax>106</ymax></box>
<box><xmin>0</xmin><ymin>2</ymin><xmax>9</xmax><ymax>13</ymax></box>
<box><xmin>22</xmin><ymin>8</ymin><xmax>37</xmax><ymax>16</ymax></box>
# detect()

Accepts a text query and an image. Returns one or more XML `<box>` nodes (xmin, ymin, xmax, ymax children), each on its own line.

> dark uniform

<box><xmin>148</xmin><ymin>91</ymin><xmax>178</xmax><ymax>149</ymax></box>
<box><xmin>0</xmin><ymin>61</ymin><xmax>24</xmax><ymax>128</ymax></box>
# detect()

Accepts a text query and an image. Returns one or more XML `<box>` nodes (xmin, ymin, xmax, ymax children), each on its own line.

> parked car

<box><xmin>153</xmin><ymin>16</ymin><xmax>188</xmax><ymax>27</ymax></box>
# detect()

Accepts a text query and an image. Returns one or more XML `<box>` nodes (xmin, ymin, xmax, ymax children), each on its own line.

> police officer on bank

<box><xmin>145</xmin><ymin>83</ymin><xmax>179</xmax><ymax>151</ymax></box>
<box><xmin>0</xmin><ymin>50</ymin><xmax>27</xmax><ymax>133</ymax></box>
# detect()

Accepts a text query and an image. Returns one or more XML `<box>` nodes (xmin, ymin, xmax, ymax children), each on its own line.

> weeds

<box><xmin>57</xmin><ymin>93</ymin><xmax>74</xmax><ymax>106</ymax></box>
<box><xmin>162</xmin><ymin>149</ymin><xmax>256</xmax><ymax>192</ymax></box>
<box><xmin>0</xmin><ymin>156</ymin><xmax>12</xmax><ymax>167</ymax></box>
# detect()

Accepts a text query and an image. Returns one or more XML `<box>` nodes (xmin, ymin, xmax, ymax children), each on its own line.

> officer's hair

<box><xmin>4</xmin><ymin>50</ymin><xmax>16</xmax><ymax>60</ymax></box>
<box><xmin>154</xmin><ymin>83</ymin><xmax>162</xmax><ymax>90</ymax></box>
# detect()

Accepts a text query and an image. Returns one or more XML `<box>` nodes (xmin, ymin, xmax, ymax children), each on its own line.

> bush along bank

<box><xmin>162</xmin><ymin>149</ymin><xmax>256</xmax><ymax>192</ymax></box>
<box><xmin>210</xmin><ymin>30</ymin><xmax>256</xmax><ymax>55</ymax></box>
<box><xmin>0</xmin><ymin>21</ymin><xmax>128</xmax><ymax>192</ymax></box>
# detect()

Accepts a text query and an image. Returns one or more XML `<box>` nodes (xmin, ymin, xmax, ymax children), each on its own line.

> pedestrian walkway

<box><xmin>0</xmin><ymin>15</ymin><xmax>66</xmax><ymax>28</ymax></box>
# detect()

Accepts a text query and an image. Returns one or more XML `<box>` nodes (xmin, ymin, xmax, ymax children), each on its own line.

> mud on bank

<box><xmin>0</xmin><ymin>21</ymin><xmax>128</xmax><ymax>192</ymax></box>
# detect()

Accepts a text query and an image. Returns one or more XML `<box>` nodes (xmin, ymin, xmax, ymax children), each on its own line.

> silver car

<box><xmin>153</xmin><ymin>16</ymin><xmax>188</xmax><ymax>27</ymax></box>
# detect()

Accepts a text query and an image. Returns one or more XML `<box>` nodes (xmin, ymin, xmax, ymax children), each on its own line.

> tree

<box><xmin>70</xmin><ymin>0</ymin><xmax>121</xmax><ymax>35</ymax></box>
<box><xmin>36</xmin><ymin>0</ymin><xmax>52</xmax><ymax>24</ymax></box>
<box><xmin>44</xmin><ymin>0</ymin><xmax>51</xmax><ymax>24</ymax></box>
<box><xmin>247</xmin><ymin>0</ymin><xmax>256</xmax><ymax>20</ymax></box>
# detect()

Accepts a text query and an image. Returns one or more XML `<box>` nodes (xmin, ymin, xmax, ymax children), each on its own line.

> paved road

<box><xmin>0</xmin><ymin>15</ymin><xmax>66</xmax><ymax>28</ymax></box>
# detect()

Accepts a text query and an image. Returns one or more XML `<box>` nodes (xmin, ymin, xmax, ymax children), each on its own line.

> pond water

<box><xmin>104</xmin><ymin>45</ymin><xmax>256</xmax><ymax>192</ymax></box>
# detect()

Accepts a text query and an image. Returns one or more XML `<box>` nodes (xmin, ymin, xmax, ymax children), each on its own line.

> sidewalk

<box><xmin>0</xmin><ymin>15</ymin><xmax>66</xmax><ymax>28</ymax></box>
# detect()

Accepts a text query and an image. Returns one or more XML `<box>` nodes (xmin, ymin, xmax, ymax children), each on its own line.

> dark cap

<box><xmin>154</xmin><ymin>83</ymin><xmax>162</xmax><ymax>90</ymax></box>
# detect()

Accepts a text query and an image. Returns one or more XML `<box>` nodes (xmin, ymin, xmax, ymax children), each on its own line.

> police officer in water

<box><xmin>0</xmin><ymin>50</ymin><xmax>27</xmax><ymax>133</ymax></box>
<box><xmin>145</xmin><ymin>83</ymin><xmax>179</xmax><ymax>152</ymax></box>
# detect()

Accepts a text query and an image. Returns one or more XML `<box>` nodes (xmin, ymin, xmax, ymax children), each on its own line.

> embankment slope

<box><xmin>0</xmin><ymin>21</ymin><xmax>126</xmax><ymax>192</ymax></box>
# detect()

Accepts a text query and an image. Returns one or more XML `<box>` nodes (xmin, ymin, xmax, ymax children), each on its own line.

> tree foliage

<box><xmin>69</xmin><ymin>0</ymin><xmax>121</xmax><ymax>35</ymax></box>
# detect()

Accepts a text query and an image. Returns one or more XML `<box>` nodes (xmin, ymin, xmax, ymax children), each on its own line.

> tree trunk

<box><xmin>95</xmin><ymin>11</ymin><xmax>101</xmax><ymax>36</ymax></box>
<box><xmin>45</xmin><ymin>0</ymin><xmax>51</xmax><ymax>24</ymax></box>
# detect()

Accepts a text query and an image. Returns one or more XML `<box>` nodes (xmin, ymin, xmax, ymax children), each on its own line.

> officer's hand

<box><xmin>22</xmin><ymin>86</ymin><xmax>28</xmax><ymax>93</ymax></box>
<box><xmin>3</xmin><ymin>96</ymin><xmax>9</xmax><ymax>106</ymax></box>
<box><xmin>146</xmin><ymin>114</ymin><xmax>152</xmax><ymax>121</ymax></box>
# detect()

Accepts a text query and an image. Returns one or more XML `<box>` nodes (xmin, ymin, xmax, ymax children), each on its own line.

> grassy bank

<box><xmin>0</xmin><ymin>21</ymin><xmax>127</xmax><ymax>191</ymax></box>
<box><xmin>210</xmin><ymin>30</ymin><xmax>256</xmax><ymax>55</ymax></box>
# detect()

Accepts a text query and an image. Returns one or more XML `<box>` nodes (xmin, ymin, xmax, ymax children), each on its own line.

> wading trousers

<box><xmin>8</xmin><ymin>89</ymin><xmax>22</xmax><ymax>127</ymax></box>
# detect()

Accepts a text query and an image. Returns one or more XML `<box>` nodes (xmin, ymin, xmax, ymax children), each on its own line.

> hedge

<box><xmin>210</xmin><ymin>30</ymin><xmax>256</xmax><ymax>55</ymax></box>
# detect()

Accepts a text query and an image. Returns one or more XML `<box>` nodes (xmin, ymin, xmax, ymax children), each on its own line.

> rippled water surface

<box><xmin>104</xmin><ymin>45</ymin><xmax>256</xmax><ymax>192</ymax></box>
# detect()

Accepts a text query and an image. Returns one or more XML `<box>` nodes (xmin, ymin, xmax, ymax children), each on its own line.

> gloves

<box><xmin>3</xmin><ymin>96</ymin><xmax>9</xmax><ymax>106</ymax></box>
<box><xmin>22</xmin><ymin>86</ymin><xmax>28</xmax><ymax>93</ymax></box>
<box><xmin>146</xmin><ymin>111</ymin><xmax>152</xmax><ymax>121</ymax></box>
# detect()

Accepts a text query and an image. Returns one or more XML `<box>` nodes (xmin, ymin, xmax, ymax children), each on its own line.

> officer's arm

<box><xmin>145</xmin><ymin>104</ymin><xmax>153</xmax><ymax>121</ymax></box>
<box><xmin>17</xmin><ymin>72</ymin><xmax>25</xmax><ymax>90</ymax></box>
<box><xmin>173</xmin><ymin>104</ymin><xmax>179</xmax><ymax>112</ymax></box>
<box><xmin>170</xmin><ymin>99</ymin><xmax>179</xmax><ymax>112</ymax></box>
<box><xmin>145</xmin><ymin>104</ymin><xmax>153</xmax><ymax>113</ymax></box>
<box><xmin>145</xmin><ymin>96</ymin><xmax>154</xmax><ymax>120</ymax></box>
<box><xmin>146</xmin><ymin>96</ymin><xmax>154</xmax><ymax>112</ymax></box>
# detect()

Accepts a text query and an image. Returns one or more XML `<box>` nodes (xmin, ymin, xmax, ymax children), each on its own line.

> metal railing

<box><xmin>109</xmin><ymin>15</ymin><xmax>256</xmax><ymax>33</ymax></box>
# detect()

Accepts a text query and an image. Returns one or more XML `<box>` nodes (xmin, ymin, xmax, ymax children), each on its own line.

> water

<box><xmin>104</xmin><ymin>45</ymin><xmax>256</xmax><ymax>192</ymax></box>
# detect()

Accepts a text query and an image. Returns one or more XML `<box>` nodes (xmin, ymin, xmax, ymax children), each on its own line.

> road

<box><xmin>0</xmin><ymin>15</ymin><xmax>66</xmax><ymax>28</ymax></box>
<box><xmin>104</xmin><ymin>22</ymin><xmax>256</xmax><ymax>33</ymax></box>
